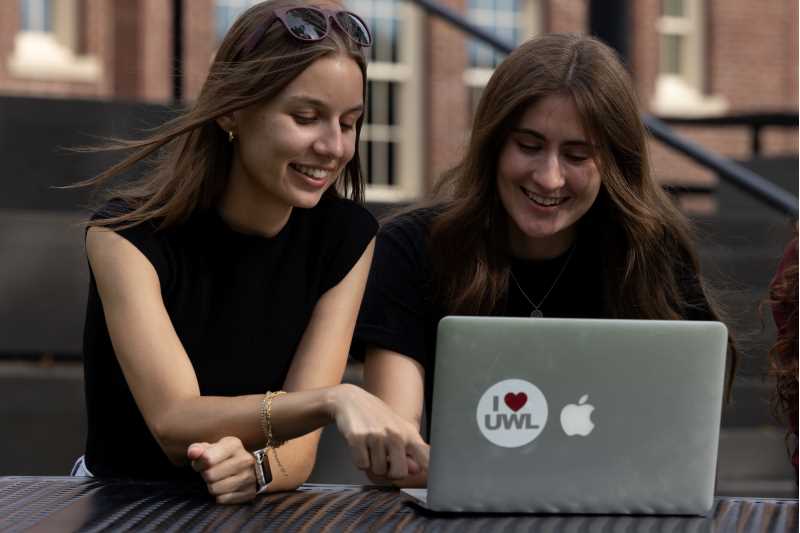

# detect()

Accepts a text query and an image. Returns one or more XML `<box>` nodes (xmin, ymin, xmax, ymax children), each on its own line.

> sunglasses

<box><xmin>240</xmin><ymin>6</ymin><xmax>373</xmax><ymax>57</ymax></box>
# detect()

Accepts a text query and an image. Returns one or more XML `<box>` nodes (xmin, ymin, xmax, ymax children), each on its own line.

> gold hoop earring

<box><xmin>228</xmin><ymin>130</ymin><xmax>235</xmax><ymax>143</ymax></box>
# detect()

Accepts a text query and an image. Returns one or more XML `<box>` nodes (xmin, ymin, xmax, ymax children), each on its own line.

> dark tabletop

<box><xmin>0</xmin><ymin>476</ymin><xmax>797</xmax><ymax>532</ymax></box>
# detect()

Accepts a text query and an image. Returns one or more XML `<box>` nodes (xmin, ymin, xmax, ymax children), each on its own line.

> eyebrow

<box><xmin>511</xmin><ymin>127</ymin><xmax>593</xmax><ymax>148</ymax></box>
<box><xmin>285</xmin><ymin>95</ymin><xmax>364</xmax><ymax>115</ymax></box>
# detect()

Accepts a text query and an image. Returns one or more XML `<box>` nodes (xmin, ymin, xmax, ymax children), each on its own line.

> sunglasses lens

<box><xmin>335</xmin><ymin>12</ymin><xmax>372</xmax><ymax>46</ymax></box>
<box><xmin>284</xmin><ymin>8</ymin><xmax>327</xmax><ymax>40</ymax></box>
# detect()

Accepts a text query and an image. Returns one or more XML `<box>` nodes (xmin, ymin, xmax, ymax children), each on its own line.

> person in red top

<box><xmin>768</xmin><ymin>235</ymin><xmax>798</xmax><ymax>475</ymax></box>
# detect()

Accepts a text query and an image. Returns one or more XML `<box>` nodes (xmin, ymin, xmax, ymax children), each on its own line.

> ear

<box><xmin>216</xmin><ymin>113</ymin><xmax>236</xmax><ymax>136</ymax></box>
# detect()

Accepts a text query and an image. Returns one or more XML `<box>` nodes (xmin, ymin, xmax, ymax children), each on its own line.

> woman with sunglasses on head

<box><xmin>353</xmin><ymin>33</ymin><xmax>737</xmax><ymax>487</ymax></box>
<box><xmin>74</xmin><ymin>0</ymin><xmax>428</xmax><ymax>503</ymax></box>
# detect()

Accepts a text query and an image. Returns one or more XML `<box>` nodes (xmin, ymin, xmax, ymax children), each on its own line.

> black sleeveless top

<box><xmin>82</xmin><ymin>195</ymin><xmax>377</xmax><ymax>480</ymax></box>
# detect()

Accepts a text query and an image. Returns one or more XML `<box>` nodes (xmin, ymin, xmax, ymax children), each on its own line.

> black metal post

<box><xmin>589</xmin><ymin>0</ymin><xmax>631</xmax><ymax>67</ymax></box>
<box><xmin>751</xmin><ymin>124</ymin><xmax>762</xmax><ymax>157</ymax></box>
<box><xmin>172</xmin><ymin>0</ymin><xmax>183</xmax><ymax>103</ymax></box>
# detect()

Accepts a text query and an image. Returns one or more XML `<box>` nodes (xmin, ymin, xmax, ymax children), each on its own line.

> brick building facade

<box><xmin>1</xmin><ymin>0</ymin><xmax>796</xmax><ymax>201</ymax></box>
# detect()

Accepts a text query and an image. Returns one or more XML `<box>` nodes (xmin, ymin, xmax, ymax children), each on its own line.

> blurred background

<box><xmin>0</xmin><ymin>0</ymin><xmax>796</xmax><ymax>497</ymax></box>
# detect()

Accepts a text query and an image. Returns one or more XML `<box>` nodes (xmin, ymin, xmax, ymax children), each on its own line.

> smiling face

<box><xmin>496</xmin><ymin>93</ymin><xmax>602</xmax><ymax>259</ymax></box>
<box><xmin>220</xmin><ymin>53</ymin><xmax>364</xmax><ymax>233</ymax></box>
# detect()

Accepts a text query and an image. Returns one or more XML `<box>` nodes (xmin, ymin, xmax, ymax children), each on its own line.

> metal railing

<box><xmin>406</xmin><ymin>0</ymin><xmax>799</xmax><ymax>218</ymax></box>
<box><xmin>644</xmin><ymin>116</ymin><xmax>797</xmax><ymax>215</ymax></box>
<box><xmin>661</xmin><ymin>113</ymin><xmax>798</xmax><ymax>157</ymax></box>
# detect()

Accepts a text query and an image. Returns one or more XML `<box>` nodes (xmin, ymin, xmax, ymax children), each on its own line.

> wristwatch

<box><xmin>252</xmin><ymin>448</ymin><xmax>272</xmax><ymax>493</ymax></box>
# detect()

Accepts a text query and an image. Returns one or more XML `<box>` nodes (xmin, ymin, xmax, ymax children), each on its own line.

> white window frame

<box><xmin>358</xmin><ymin>2</ymin><xmax>423</xmax><ymax>203</ymax></box>
<box><xmin>7</xmin><ymin>0</ymin><xmax>100</xmax><ymax>83</ymax></box>
<box><xmin>652</xmin><ymin>0</ymin><xmax>727</xmax><ymax>116</ymax></box>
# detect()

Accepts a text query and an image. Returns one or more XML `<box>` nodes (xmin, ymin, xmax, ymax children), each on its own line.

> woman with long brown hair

<box><xmin>353</xmin><ymin>33</ymin><xmax>735</xmax><ymax>487</ymax></box>
<box><xmin>74</xmin><ymin>0</ymin><xmax>428</xmax><ymax>502</ymax></box>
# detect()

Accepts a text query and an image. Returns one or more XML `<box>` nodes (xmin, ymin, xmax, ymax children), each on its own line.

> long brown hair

<box><xmin>767</xmin><ymin>237</ymin><xmax>798</xmax><ymax>464</ymax></box>
<box><xmin>77</xmin><ymin>0</ymin><xmax>368</xmax><ymax>229</ymax></box>
<box><xmin>427</xmin><ymin>33</ymin><xmax>737</xmax><ymax>384</ymax></box>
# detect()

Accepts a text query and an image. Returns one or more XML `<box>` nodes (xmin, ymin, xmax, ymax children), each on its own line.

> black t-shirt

<box><xmin>83</xmin><ymin>195</ymin><xmax>377</xmax><ymax>480</ymax></box>
<box><xmin>352</xmin><ymin>207</ymin><xmax>711</xmax><ymax>435</ymax></box>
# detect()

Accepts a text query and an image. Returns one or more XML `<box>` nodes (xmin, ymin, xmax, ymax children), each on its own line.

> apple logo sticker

<box><xmin>560</xmin><ymin>394</ymin><xmax>595</xmax><ymax>436</ymax></box>
<box><xmin>476</xmin><ymin>379</ymin><xmax>548</xmax><ymax>447</ymax></box>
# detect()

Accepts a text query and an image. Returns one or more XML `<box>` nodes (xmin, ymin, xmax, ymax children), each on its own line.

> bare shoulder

<box><xmin>85</xmin><ymin>226</ymin><xmax>160</xmax><ymax>294</ymax></box>
<box><xmin>86</xmin><ymin>225</ymin><xmax>125</xmax><ymax>252</ymax></box>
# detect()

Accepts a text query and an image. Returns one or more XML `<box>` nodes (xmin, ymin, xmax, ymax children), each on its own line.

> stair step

<box><xmin>716</xmin><ymin>426</ymin><xmax>796</xmax><ymax>498</ymax></box>
<box><xmin>723</xmin><ymin>377</ymin><xmax>780</xmax><ymax>426</ymax></box>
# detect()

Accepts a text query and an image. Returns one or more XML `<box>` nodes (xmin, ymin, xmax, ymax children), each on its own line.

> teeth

<box><xmin>293</xmin><ymin>164</ymin><xmax>330</xmax><ymax>180</ymax></box>
<box><xmin>522</xmin><ymin>187</ymin><xmax>567</xmax><ymax>207</ymax></box>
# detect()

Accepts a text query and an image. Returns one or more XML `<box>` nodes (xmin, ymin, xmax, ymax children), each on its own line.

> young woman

<box><xmin>75</xmin><ymin>0</ymin><xmax>428</xmax><ymax>503</ymax></box>
<box><xmin>353</xmin><ymin>33</ymin><xmax>736</xmax><ymax>487</ymax></box>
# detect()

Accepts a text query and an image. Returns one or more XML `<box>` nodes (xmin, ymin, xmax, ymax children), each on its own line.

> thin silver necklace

<box><xmin>509</xmin><ymin>244</ymin><xmax>577</xmax><ymax>318</ymax></box>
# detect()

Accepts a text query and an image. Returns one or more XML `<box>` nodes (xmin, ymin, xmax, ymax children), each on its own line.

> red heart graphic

<box><xmin>504</xmin><ymin>392</ymin><xmax>527</xmax><ymax>412</ymax></box>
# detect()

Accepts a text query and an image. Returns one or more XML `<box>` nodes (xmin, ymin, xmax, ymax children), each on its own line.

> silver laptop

<box><xmin>423</xmin><ymin>316</ymin><xmax>728</xmax><ymax>515</ymax></box>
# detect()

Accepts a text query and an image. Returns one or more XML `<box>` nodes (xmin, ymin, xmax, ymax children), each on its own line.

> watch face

<box><xmin>253</xmin><ymin>449</ymin><xmax>272</xmax><ymax>490</ymax></box>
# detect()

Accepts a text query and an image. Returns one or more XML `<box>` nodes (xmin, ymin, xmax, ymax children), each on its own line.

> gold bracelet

<box><xmin>261</xmin><ymin>390</ymin><xmax>288</xmax><ymax>477</ymax></box>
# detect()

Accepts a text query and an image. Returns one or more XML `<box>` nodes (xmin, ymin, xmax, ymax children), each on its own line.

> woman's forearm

<box><xmin>263</xmin><ymin>431</ymin><xmax>321</xmax><ymax>492</ymax></box>
<box><xmin>152</xmin><ymin>382</ymin><xmax>428</xmax><ymax>487</ymax></box>
<box><xmin>152</xmin><ymin>387</ymin><xmax>339</xmax><ymax>465</ymax></box>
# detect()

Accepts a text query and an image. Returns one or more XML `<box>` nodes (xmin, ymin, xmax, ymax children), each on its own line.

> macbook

<box><xmin>422</xmin><ymin>317</ymin><xmax>728</xmax><ymax>515</ymax></box>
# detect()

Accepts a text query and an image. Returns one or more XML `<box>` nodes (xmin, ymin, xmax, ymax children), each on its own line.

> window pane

<box><xmin>347</xmin><ymin>0</ymin><xmax>401</xmax><ymax>64</ymax></box>
<box><xmin>466</xmin><ymin>0</ymin><xmax>520</xmax><ymax>68</ymax></box>
<box><xmin>215</xmin><ymin>0</ymin><xmax>260</xmax><ymax>43</ymax></box>
<box><xmin>366</xmin><ymin>80</ymin><xmax>397</xmax><ymax>126</ymax></box>
<box><xmin>662</xmin><ymin>0</ymin><xmax>685</xmax><ymax>17</ymax></box>
<box><xmin>361</xmin><ymin>140</ymin><xmax>396</xmax><ymax>186</ymax></box>
<box><xmin>20</xmin><ymin>0</ymin><xmax>29</xmax><ymax>29</ymax></box>
<box><xmin>363</xmin><ymin>80</ymin><xmax>399</xmax><ymax>186</ymax></box>
<box><xmin>20</xmin><ymin>0</ymin><xmax>53</xmax><ymax>32</ymax></box>
<box><xmin>660</xmin><ymin>34</ymin><xmax>683</xmax><ymax>74</ymax></box>
<box><xmin>495</xmin><ymin>0</ymin><xmax>515</xmax><ymax>13</ymax></box>
<box><xmin>346</xmin><ymin>0</ymin><xmax>403</xmax><ymax>189</ymax></box>
<box><xmin>215</xmin><ymin>6</ymin><xmax>232</xmax><ymax>42</ymax></box>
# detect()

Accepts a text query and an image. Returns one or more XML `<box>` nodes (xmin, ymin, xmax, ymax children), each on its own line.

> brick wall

<box><xmin>112</xmin><ymin>1</ymin><xmax>141</xmax><ymax>100</ymax></box>
<box><xmin>184</xmin><ymin>0</ymin><xmax>216</xmax><ymax>101</ymax></box>
<box><xmin>709</xmin><ymin>0</ymin><xmax>797</xmax><ymax>110</ymax></box>
<box><xmin>630</xmin><ymin>0</ymin><xmax>659</xmax><ymax>104</ymax></box>
<box><xmin>139</xmin><ymin>0</ymin><xmax>172</xmax><ymax>102</ymax></box>
<box><xmin>545</xmin><ymin>0</ymin><xmax>587</xmax><ymax>34</ymax></box>
<box><xmin>633</xmin><ymin>0</ymin><xmax>797</xmax><ymax>189</ymax></box>
<box><xmin>426</xmin><ymin>0</ymin><xmax>470</xmax><ymax>190</ymax></box>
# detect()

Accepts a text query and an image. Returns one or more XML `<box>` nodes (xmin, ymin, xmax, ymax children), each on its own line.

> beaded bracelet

<box><xmin>261</xmin><ymin>390</ymin><xmax>288</xmax><ymax>477</ymax></box>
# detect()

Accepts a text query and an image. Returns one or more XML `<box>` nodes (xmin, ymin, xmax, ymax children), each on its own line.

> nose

<box><xmin>313</xmin><ymin>121</ymin><xmax>345</xmax><ymax>160</ymax></box>
<box><xmin>532</xmin><ymin>150</ymin><xmax>565</xmax><ymax>191</ymax></box>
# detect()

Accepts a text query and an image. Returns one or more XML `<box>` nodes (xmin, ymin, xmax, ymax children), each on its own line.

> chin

<box><xmin>514</xmin><ymin>217</ymin><xmax>560</xmax><ymax>239</ymax></box>
<box><xmin>522</xmin><ymin>228</ymin><xmax>561</xmax><ymax>241</ymax></box>
<box><xmin>516</xmin><ymin>220</ymin><xmax>576</xmax><ymax>249</ymax></box>
<box><xmin>290</xmin><ymin>191</ymin><xmax>326</xmax><ymax>209</ymax></box>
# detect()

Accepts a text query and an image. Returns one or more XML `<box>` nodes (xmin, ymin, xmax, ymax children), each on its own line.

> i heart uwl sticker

<box><xmin>476</xmin><ymin>378</ymin><xmax>548</xmax><ymax>447</ymax></box>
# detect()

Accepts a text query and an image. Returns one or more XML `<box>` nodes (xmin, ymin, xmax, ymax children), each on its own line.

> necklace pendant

<box><xmin>530</xmin><ymin>309</ymin><xmax>543</xmax><ymax>318</ymax></box>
